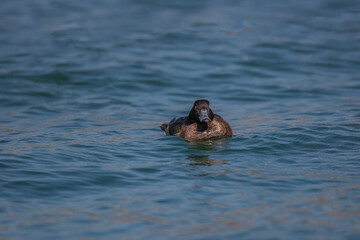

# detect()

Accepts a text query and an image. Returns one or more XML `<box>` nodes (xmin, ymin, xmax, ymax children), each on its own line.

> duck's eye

<box><xmin>194</xmin><ymin>105</ymin><xmax>197</xmax><ymax>109</ymax></box>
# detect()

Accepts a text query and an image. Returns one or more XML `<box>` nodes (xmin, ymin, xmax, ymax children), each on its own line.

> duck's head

<box><xmin>188</xmin><ymin>99</ymin><xmax>214</xmax><ymax>123</ymax></box>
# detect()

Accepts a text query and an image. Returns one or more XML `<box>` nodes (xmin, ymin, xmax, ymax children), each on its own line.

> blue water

<box><xmin>1</xmin><ymin>0</ymin><xmax>360</xmax><ymax>239</ymax></box>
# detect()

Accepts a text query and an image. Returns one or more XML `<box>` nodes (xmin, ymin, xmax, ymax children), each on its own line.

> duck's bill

<box><xmin>199</xmin><ymin>110</ymin><xmax>211</xmax><ymax>122</ymax></box>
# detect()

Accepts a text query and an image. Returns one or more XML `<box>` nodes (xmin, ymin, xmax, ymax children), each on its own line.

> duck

<box><xmin>160</xmin><ymin>99</ymin><xmax>232</xmax><ymax>140</ymax></box>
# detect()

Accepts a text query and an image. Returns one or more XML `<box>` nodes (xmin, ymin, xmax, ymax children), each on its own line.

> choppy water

<box><xmin>1</xmin><ymin>0</ymin><xmax>360</xmax><ymax>239</ymax></box>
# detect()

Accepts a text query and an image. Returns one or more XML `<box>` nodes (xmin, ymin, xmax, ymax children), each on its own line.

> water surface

<box><xmin>1</xmin><ymin>0</ymin><xmax>360</xmax><ymax>239</ymax></box>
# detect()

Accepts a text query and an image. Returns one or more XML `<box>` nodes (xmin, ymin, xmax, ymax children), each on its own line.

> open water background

<box><xmin>1</xmin><ymin>0</ymin><xmax>360</xmax><ymax>239</ymax></box>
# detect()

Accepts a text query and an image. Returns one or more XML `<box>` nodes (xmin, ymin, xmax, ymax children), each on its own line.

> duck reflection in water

<box><xmin>187</xmin><ymin>154</ymin><xmax>227</xmax><ymax>166</ymax></box>
<box><xmin>186</xmin><ymin>139</ymin><xmax>228</xmax><ymax>166</ymax></box>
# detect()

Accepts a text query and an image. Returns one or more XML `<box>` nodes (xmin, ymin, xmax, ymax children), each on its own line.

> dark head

<box><xmin>188</xmin><ymin>99</ymin><xmax>214</xmax><ymax>123</ymax></box>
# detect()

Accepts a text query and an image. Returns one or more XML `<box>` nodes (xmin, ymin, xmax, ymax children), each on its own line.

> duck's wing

<box><xmin>160</xmin><ymin>117</ymin><xmax>181</xmax><ymax>135</ymax></box>
<box><xmin>160</xmin><ymin>122</ymin><xmax>169</xmax><ymax>134</ymax></box>
<box><xmin>168</xmin><ymin>116</ymin><xmax>188</xmax><ymax>136</ymax></box>
<box><xmin>160</xmin><ymin>117</ymin><xmax>174</xmax><ymax>135</ymax></box>
<box><xmin>160</xmin><ymin>116</ymin><xmax>189</xmax><ymax>136</ymax></box>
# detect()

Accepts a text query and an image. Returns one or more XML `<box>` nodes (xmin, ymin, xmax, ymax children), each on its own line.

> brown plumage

<box><xmin>160</xmin><ymin>99</ymin><xmax>232</xmax><ymax>140</ymax></box>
